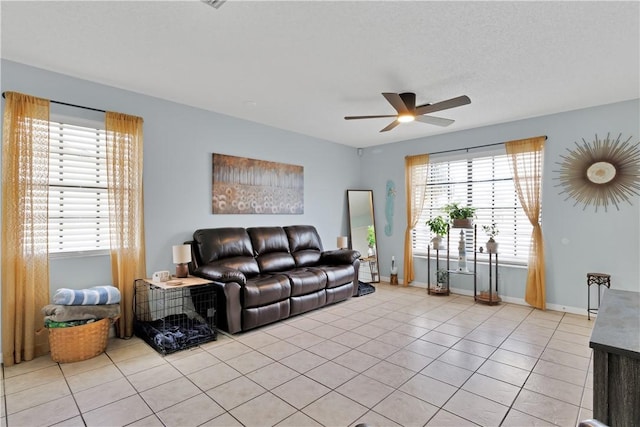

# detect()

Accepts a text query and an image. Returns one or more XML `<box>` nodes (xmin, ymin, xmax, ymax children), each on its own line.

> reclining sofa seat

<box><xmin>189</xmin><ymin>225</ymin><xmax>360</xmax><ymax>334</ymax></box>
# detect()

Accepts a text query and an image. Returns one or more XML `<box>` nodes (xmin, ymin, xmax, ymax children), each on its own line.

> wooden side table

<box><xmin>587</xmin><ymin>272</ymin><xmax>611</xmax><ymax>320</ymax></box>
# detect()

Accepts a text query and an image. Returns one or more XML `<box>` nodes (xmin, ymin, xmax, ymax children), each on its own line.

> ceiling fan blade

<box><xmin>380</xmin><ymin>120</ymin><xmax>400</xmax><ymax>132</ymax></box>
<box><xmin>415</xmin><ymin>95</ymin><xmax>471</xmax><ymax>116</ymax></box>
<box><xmin>382</xmin><ymin>93</ymin><xmax>409</xmax><ymax>115</ymax></box>
<box><xmin>344</xmin><ymin>115</ymin><xmax>398</xmax><ymax>120</ymax></box>
<box><xmin>415</xmin><ymin>115</ymin><xmax>455</xmax><ymax>127</ymax></box>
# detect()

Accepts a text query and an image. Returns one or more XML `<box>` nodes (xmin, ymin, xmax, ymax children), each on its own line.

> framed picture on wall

<box><xmin>212</xmin><ymin>153</ymin><xmax>304</xmax><ymax>214</ymax></box>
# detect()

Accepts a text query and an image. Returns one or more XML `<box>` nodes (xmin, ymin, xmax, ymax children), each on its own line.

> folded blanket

<box><xmin>53</xmin><ymin>286</ymin><xmax>121</xmax><ymax>305</ymax></box>
<box><xmin>42</xmin><ymin>303</ymin><xmax>121</xmax><ymax>322</ymax></box>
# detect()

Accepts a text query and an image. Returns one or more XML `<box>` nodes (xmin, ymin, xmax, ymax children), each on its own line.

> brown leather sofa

<box><xmin>187</xmin><ymin>225</ymin><xmax>360</xmax><ymax>334</ymax></box>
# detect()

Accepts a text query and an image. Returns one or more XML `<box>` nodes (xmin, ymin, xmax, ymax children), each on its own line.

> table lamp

<box><xmin>337</xmin><ymin>236</ymin><xmax>348</xmax><ymax>249</ymax></box>
<box><xmin>172</xmin><ymin>244</ymin><xmax>191</xmax><ymax>278</ymax></box>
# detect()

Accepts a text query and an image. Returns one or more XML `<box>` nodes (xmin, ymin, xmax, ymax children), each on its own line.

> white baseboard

<box><xmin>379</xmin><ymin>278</ymin><xmax>587</xmax><ymax>316</ymax></box>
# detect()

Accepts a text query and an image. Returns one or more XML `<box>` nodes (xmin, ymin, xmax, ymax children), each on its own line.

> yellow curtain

<box><xmin>106</xmin><ymin>112</ymin><xmax>147</xmax><ymax>338</ymax></box>
<box><xmin>505</xmin><ymin>136</ymin><xmax>546</xmax><ymax>310</ymax></box>
<box><xmin>402</xmin><ymin>154</ymin><xmax>430</xmax><ymax>286</ymax></box>
<box><xmin>1</xmin><ymin>92</ymin><xmax>51</xmax><ymax>365</ymax></box>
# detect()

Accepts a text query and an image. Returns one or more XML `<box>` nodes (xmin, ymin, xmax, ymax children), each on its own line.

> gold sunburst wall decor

<box><xmin>555</xmin><ymin>133</ymin><xmax>640</xmax><ymax>212</ymax></box>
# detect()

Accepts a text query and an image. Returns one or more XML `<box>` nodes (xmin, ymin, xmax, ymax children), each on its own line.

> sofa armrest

<box><xmin>194</xmin><ymin>265</ymin><xmax>247</xmax><ymax>286</ymax></box>
<box><xmin>320</xmin><ymin>249</ymin><xmax>361</xmax><ymax>265</ymax></box>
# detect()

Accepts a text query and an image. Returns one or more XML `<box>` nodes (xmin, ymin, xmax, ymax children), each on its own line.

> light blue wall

<box><xmin>0</xmin><ymin>60</ymin><xmax>361</xmax><ymax>292</ymax></box>
<box><xmin>361</xmin><ymin>99</ymin><xmax>640</xmax><ymax>310</ymax></box>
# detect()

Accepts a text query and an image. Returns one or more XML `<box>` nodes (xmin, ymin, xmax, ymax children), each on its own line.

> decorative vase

<box><xmin>368</xmin><ymin>246</ymin><xmax>375</xmax><ymax>257</ymax></box>
<box><xmin>431</xmin><ymin>236</ymin><xmax>444</xmax><ymax>250</ymax></box>
<box><xmin>452</xmin><ymin>218</ymin><xmax>473</xmax><ymax>228</ymax></box>
<box><xmin>486</xmin><ymin>238</ymin><xmax>498</xmax><ymax>254</ymax></box>
<box><xmin>457</xmin><ymin>230</ymin><xmax>468</xmax><ymax>272</ymax></box>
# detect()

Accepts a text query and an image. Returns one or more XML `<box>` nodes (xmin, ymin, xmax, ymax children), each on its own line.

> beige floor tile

<box><xmin>237</xmin><ymin>330</ymin><xmax>283</xmax><ymax>348</ymax></box>
<box><xmin>169</xmin><ymin>350</ymin><xmax>220</xmax><ymax>375</ymax></box>
<box><xmin>546</xmin><ymin>337</ymin><xmax>592</xmax><ymax>358</ymax></box>
<box><xmin>303</xmin><ymin>391</ymin><xmax>368</xmax><ymax>427</ymax></box>
<box><xmin>285</xmin><ymin>331</ymin><xmax>326</xmax><ymax>349</ymax></box>
<box><xmin>199</xmin><ymin>412</ymin><xmax>243</xmax><ymax>426</ymax></box>
<box><xmin>126</xmin><ymin>414</ymin><xmax>165</xmax><ymax>426</ymax></box>
<box><xmin>405</xmin><ymin>339</ymin><xmax>448</xmax><ymax>359</ymax></box>
<box><xmin>128</xmin><ymin>363</ymin><xmax>185</xmax><ymax>392</ymax></box>
<box><xmin>206</xmin><ymin>376</ymin><xmax>266</xmax><ymax>410</ymax></box>
<box><xmin>462</xmin><ymin>373</ymin><xmax>520</xmax><ymax>406</ymax></box>
<box><xmin>5</xmin><ymin>378</ymin><xmax>70</xmax><ymax>415</ymax></box>
<box><xmin>357</xmin><ymin>340</ymin><xmax>400</xmax><ymax>359</ymax></box>
<box><xmin>307</xmin><ymin>310</ymin><xmax>343</xmax><ymax>324</ymax></box>
<box><xmin>552</xmin><ymin>330</ymin><xmax>590</xmax><ymax>346</ymax></box>
<box><xmin>426</xmin><ymin>409</ymin><xmax>479</xmax><ymax>426</ymax></box>
<box><xmin>421</xmin><ymin>360</ymin><xmax>473</xmax><ymax>387</ymax></box>
<box><xmin>280</xmin><ymin>349</ymin><xmax>327</xmax><ymax>373</ymax></box>
<box><xmin>306</xmin><ymin>339</ymin><xmax>351</xmax><ymax>359</ymax></box>
<box><xmin>556</xmin><ymin>322</ymin><xmax>593</xmax><ymax>336</ymax></box>
<box><xmin>286</xmin><ymin>316</ymin><xmax>324</xmax><ymax>331</ymax></box>
<box><xmin>421</xmin><ymin>330</ymin><xmax>461</xmax><ymax>347</ymax></box>
<box><xmin>540</xmin><ymin>348</ymin><xmax>590</xmax><ymax>371</ymax></box>
<box><xmin>106</xmin><ymin>340</ymin><xmax>157</xmax><ymax>363</ymax></box>
<box><xmin>578</xmin><ymin>407</ymin><xmax>593</xmax><ymax>424</ymax></box>
<box><xmin>385</xmin><ymin>348</ymin><xmax>433</xmax><ymax>372</ymax></box>
<box><xmin>581</xmin><ymin>386</ymin><xmax>593</xmax><ymax>410</ymax></box>
<box><xmin>330</xmin><ymin>331</ymin><xmax>372</xmax><ymax>348</ymax></box>
<box><xmin>140</xmin><ymin>377</ymin><xmax>202</xmax><ymax>412</ymax></box>
<box><xmin>58</xmin><ymin>353</ymin><xmax>113</xmax><ymax>377</ymax></box>
<box><xmin>533</xmin><ymin>359</ymin><xmax>588</xmax><ymax>387</ymax></box>
<box><xmin>246</xmin><ymin>361</ymin><xmax>300</xmax><ymax>389</ymax></box>
<box><xmin>349</xmin><ymin>311</ymin><xmax>381</xmax><ymax>324</ymax></box>
<box><xmin>308</xmin><ymin>323</ymin><xmax>345</xmax><ymax>339</ymax></box>
<box><xmin>438</xmin><ymin>348</ymin><xmax>486</xmax><ymax>371</ymax></box>
<box><xmin>74</xmin><ymin>377</ymin><xmax>137</xmax><ymax>413</ymax></box>
<box><xmin>276</xmin><ymin>411</ymin><xmax>323</xmax><ymax>426</ymax></box>
<box><xmin>272</xmin><ymin>375</ymin><xmax>331</xmax><ymax>409</ymax></box>
<box><xmin>333</xmin><ymin>349</ymin><xmax>381</xmax><ymax>372</ymax></box>
<box><xmin>336</xmin><ymin>374</ymin><xmax>395</xmax><ymax>408</ymax></box>
<box><xmin>305</xmin><ymin>360</ymin><xmax>358</xmax><ymax>389</ymax></box>
<box><xmin>2</xmin><ymin>356</ymin><xmax>58</xmax><ymax>379</ymax></box>
<box><xmin>4</xmin><ymin>365</ymin><xmax>64</xmax><ymax>394</ymax></box>
<box><xmin>513</xmin><ymin>389</ymin><xmax>580</xmax><ymax>426</ymax></box>
<box><xmin>464</xmin><ymin>329</ymin><xmax>507</xmax><ymax>347</ymax></box>
<box><xmin>7</xmin><ymin>395</ymin><xmax>79</xmax><ymax>427</ymax></box>
<box><xmin>49</xmin><ymin>415</ymin><xmax>87</xmax><ymax>427</ymax></box>
<box><xmin>490</xmin><ymin>348</ymin><xmax>538</xmax><ymax>371</ymax></box>
<box><xmin>373</xmin><ymin>390</ymin><xmax>438</xmax><ymax>426</ymax></box>
<box><xmin>501</xmin><ymin>409</ymin><xmax>557</xmax><ymax>426</ymax></box>
<box><xmin>66</xmin><ymin>364</ymin><xmax>124</xmax><ymax>393</ymax></box>
<box><xmin>524</xmin><ymin>372</ymin><xmax>584</xmax><ymax>406</ymax></box>
<box><xmin>330</xmin><ymin>316</ymin><xmax>365</xmax><ymax>331</ymax></box>
<box><xmin>258</xmin><ymin>340</ymin><xmax>303</xmax><ymax>360</ymax></box>
<box><xmin>409</xmin><ymin>316</ymin><xmax>444</xmax><ymax>330</ymax></box>
<box><xmin>363</xmin><ymin>360</ymin><xmax>416</xmax><ymax>388</ymax></box>
<box><xmin>435</xmin><ymin>323</ymin><xmax>474</xmax><ymax>338</ymax></box>
<box><xmin>451</xmin><ymin>338</ymin><xmax>496</xmax><ymax>358</ymax></box>
<box><xmin>264</xmin><ymin>323</ymin><xmax>305</xmax><ymax>339</ymax></box>
<box><xmin>82</xmin><ymin>394</ymin><xmax>153</xmax><ymax>426</ymax></box>
<box><xmin>444</xmin><ymin>389</ymin><xmax>509</xmax><ymax>426</ymax></box>
<box><xmin>393</xmin><ymin>323</ymin><xmax>430</xmax><ymax>338</ymax></box>
<box><xmin>507</xmin><ymin>331</ymin><xmax>551</xmax><ymax>347</ymax></box>
<box><xmin>205</xmin><ymin>340</ymin><xmax>253</xmax><ymax>361</ymax></box>
<box><xmin>399</xmin><ymin>373</ymin><xmax>457</xmax><ymax>407</ymax></box>
<box><xmin>230</xmin><ymin>392</ymin><xmax>296</xmax><ymax>427</ymax></box>
<box><xmin>499</xmin><ymin>337</ymin><xmax>545</xmax><ymax>358</ymax></box>
<box><xmin>114</xmin><ymin>352</ymin><xmax>167</xmax><ymax>376</ymax></box>
<box><xmin>351</xmin><ymin>323</ymin><xmax>387</xmax><ymax>339</ymax></box>
<box><xmin>376</xmin><ymin>330</ymin><xmax>417</xmax><ymax>348</ymax></box>
<box><xmin>477</xmin><ymin>359</ymin><xmax>530</xmax><ymax>387</ymax></box>
<box><xmin>225</xmin><ymin>349</ymin><xmax>274</xmax><ymax>374</ymax></box>
<box><xmin>158</xmin><ymin>393</ymin><xmax>224</xmax><ymax>426</ymax></box>
<box><xmin>352</xmin><ymin>410</ymin><xmax>402</xmax><ymax>427</ymax></box>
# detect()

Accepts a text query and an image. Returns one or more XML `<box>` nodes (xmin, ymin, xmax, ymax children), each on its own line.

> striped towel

<box><xmin>53</xmin><ymin>286</ymin><xmax>121</xmax><ymax>306</ymax></box>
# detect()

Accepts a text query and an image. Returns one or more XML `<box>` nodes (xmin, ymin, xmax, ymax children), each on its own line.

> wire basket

<box><xmin>48</xmin><ymin>317</ymin><xmax>112</xmax><ymax>363</ymax></box>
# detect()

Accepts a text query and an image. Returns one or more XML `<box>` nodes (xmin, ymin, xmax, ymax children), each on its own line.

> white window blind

<box><xmin>48</xmin><ymin>120</ymin><xmax>110</xmax><ymax>254</ymax></box>
<box><xmin>412</xmin><ymin>151</ymin><xmax>533</xmax><ymax>264</ymax></box>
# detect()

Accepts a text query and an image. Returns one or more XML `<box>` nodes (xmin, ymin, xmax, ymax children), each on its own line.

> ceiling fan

<box><xmin>344</xmin><ymin>93</ymin><xmax>471</xmax><ymax>132</ymax></box>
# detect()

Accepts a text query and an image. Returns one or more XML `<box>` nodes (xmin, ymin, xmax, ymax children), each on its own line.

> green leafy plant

<box><xmin>482</xmin><ymin>223</ymin><xmax>499</xmax><ymax>239</ymax></box>
<box><xmin>367</xmin><ymin>225</ymin><xmax>376</xmax><ymax>247</ymax></box>
<box><xmin>426</xmin><ymin>216</ymin><xmax>448</xmax><ymax>237</ymax></box>
<box><xmin>442</xmin><ymin>202</ymin><xmax>476</xmax><ymax>220</ymax></box>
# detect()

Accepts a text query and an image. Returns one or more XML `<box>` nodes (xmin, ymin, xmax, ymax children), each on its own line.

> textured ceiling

<box><xmin>1</xmin><ymin>1</ymin><xmax>638</xmax><ymax>148</ymax></box>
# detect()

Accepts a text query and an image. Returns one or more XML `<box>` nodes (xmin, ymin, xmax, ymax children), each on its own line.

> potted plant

<box><xmin>482</xmin><ymin>223</ymin><xmax>499</xmax><ymax>254</ymax></box>
<box><xmin>426</xmin><ymin>216</ymin><xmax>448</xmax><ymax>250</ymax></box>
<box><xmin>367</xmin><ymin>225</ymin><xmax>376</xmax><ymax>256</ymax></box>
<box><xmin>443</xmin><ymin>202</ymin><xmax>476</xmax><ymax>228</ymax></box>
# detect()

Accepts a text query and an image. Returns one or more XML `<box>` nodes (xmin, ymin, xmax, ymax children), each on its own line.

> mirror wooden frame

<box><xmin>347</xmin><ymin>189</ymin><xmax>379</xmax><ymax>283</ymax></box>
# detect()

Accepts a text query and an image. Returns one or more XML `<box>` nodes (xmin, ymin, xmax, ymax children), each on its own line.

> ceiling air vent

<box><xmin>201</xmin><ymin>0</ymin><xmax>226</xmax><ymax>9</ymax></box>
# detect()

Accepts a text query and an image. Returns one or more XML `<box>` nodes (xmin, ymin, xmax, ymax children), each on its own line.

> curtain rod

<box><xmin>1</xmin><ymin>92</ymin><xmax>106</xmax><ymax>113</ymax></box>
<box><xmin>427</xmin><ymin>135</ymin><xmax>548</xmax><ymax>157</ymax></box>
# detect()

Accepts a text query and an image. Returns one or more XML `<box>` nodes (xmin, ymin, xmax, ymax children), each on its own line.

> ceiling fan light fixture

<box><xmin>397</xmin><ymin>114</ymin><xmax>415</xmax><ymax>123</ymax></box>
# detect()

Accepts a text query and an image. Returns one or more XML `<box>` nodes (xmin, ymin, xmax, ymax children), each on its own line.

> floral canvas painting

<box><xmin>212</xmin><ymin>153</ymin><xmax>304</xmax><ymax>214</ymax></box>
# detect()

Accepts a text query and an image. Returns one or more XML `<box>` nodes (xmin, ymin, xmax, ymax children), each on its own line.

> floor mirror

<box><xmin>347</xmin><ymin>189</ymin><xmax>379</xmax><ymax>283</ymax></box>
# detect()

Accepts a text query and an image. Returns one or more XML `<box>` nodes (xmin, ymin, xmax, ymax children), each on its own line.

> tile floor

<box><xmin>1</xmin><ymin>283</ymin><xmax>596</xmax><ymax>427</ymax></box>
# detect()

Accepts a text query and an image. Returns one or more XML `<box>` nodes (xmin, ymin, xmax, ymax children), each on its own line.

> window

<box><xmin>412</xmin><ymin>149</ymin><xmax>533</xmax><ymax>264</ymax></box>
<box><xmin>48</xmin><ymin>119</ymin><xmax>110</xmax><ymax>254</ymax></box>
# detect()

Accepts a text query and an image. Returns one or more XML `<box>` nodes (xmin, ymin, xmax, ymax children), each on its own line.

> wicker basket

<box><xmin>48</xmin><ymin>317</ymin><xmax>111</xmax><ymax>363</ymax></box>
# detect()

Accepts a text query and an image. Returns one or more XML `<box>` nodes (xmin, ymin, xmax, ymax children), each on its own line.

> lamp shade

<box><xmin>337</xmin><ymin>236</ymin><xmax>348</xmax><ymax>249</ymax></box>
<box><xmin>172</xmin><ymin>244</ymin><xmax>192</xmax><ymax>264</ymax></box>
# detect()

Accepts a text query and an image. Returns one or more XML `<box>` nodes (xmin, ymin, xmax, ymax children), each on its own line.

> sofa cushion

<box><xmin>243</xmin><ymin>274</ymin><xmax>291</xmax><ymax>308</ymax></box>
<box><xmin>284</xmin><ymin>225</ymin><xmax>323</xmax><ymax>266</ymax></box>
<box><xmin>311</xmin><ymin>265</ymin><xmax>355</xmax><ymax>289</ymax></box>
<box><xmin>193</xmin><ymin>228</ymin><xmax>259</xmax><ymax>277</ymax></box>
<box><xmin>247</xmin><ymin>227</ymin><xmax>296</xmax><ymax>273</ymax></box>
<box><xmin>282</xmin><ymin>268</ymin><xmax>327</xmax><ymax>296</ymax></box>
<box><xmin>290</xmin><ymin>290</ymin><xmax>327</xmax><ymax>316</ymax></box>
